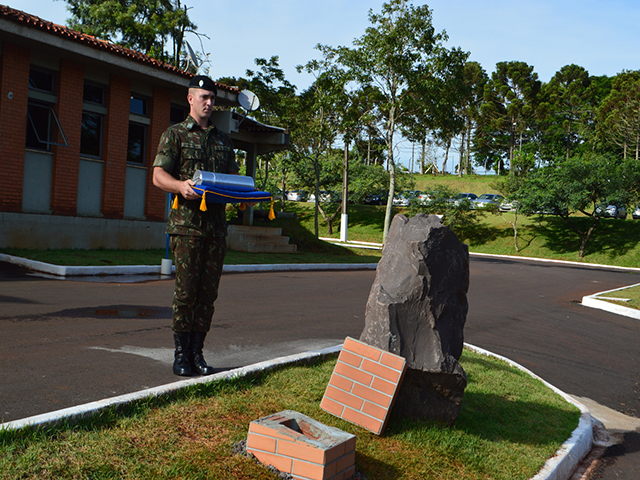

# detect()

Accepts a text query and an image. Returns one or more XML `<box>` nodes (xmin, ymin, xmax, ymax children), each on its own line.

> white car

<box><xmin>472</xmin><ymin>193</ymin><xmax>504</xmax><ymax>209</ymax></box>
<box><xmin>285</xmin><ymin>190</ymin><xmax>306</xmax><ymax>202</ymax></box>
<box><xmin>499</xmin><ymin>200</ymin><xmax>519</xmax><ymax>212</ymax></box>
<box><xmin>393</xmin><ymin>190</ymin><xmax>419</xmax><ymax>207</ymax></box>
<box><xmin>633</xmin><ymin>205</ymin><xmax>640</xmax><ymax>219</ymax></box>
<box><xmin>417</xmin><ymin>192</ymin><xmax>434</xmax><ymax>204</ymax></box>
<box><xmin>596</xmin><ymin>202</ymin><xmax>627</xmax><ymax>219</ymax></box>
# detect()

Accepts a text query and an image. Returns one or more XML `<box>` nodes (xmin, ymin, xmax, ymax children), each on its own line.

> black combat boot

<box><xmin>189</xmin><ymin>331</ymin><xmax>215</xmax><ymax>375</ymax></box>
<box><xmin>173</xmin><ymin>332</ymin><xmax>194</xmax><ymax>376</ymax></box>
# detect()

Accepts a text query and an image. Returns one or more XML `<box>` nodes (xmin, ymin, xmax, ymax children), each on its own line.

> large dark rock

<box><xmin>360</xmin><ymin>214</ymin><xmax>469</xmax><ymax>425</ymax></box>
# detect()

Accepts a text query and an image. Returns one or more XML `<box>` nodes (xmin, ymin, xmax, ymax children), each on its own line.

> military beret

<box><xmin>188</xmin><ymin>75</ymin><xmax>217</xmax><ymax>95</ymax></box>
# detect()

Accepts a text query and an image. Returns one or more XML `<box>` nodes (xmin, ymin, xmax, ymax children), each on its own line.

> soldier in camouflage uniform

<box><xmin>152</xmin><ymin>75</ymin><xmax>240</xmax><ymax>376</ymax></box>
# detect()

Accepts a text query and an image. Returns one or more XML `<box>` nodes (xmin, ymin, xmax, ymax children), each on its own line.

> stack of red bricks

<box><xmin>246</xmin><ymin>410</ymin><xmax>356</xmax><ymax>480</ymax></box>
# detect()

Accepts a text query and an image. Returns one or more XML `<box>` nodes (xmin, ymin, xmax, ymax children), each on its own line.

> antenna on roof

<box><xmin>238</xmin><ymin>90</ymin><xmax>260</xmax><ymax>112</ymax></box>
<box><xmin>236</xmin><ymin>90</ymin><xmax>260</xmax><ymax>128</ymax></box>
<box><xmin>184</xmin><ymin>41</ymin><xmax>201</xmax><ymax>72</ymax></box>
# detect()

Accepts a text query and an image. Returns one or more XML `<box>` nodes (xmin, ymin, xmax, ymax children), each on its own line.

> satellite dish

<box><xmin>238</xmin><ymin>90</ymin><xmax>260</xmax><ymax>112</ymax></box>
<box><xmin>184</xmin><ymin>41</ymin><xmax>201</xmax><ymax>70</ymax></box>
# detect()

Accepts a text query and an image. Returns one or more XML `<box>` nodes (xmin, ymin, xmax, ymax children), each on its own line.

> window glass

<box><xmin>83</xmin><ymin>83</ymin><xmax>104</xmax><ymax>105</ymax></box>
<box><xmin>81</xmin><ymin>112</ymin><xmax>103</xmax><ymax>158</ymax></box>
<box><xmin>26</xmin><ymin>102</ymin><xmax>52</xmax><ymax>150</ymax></box>
<box><xmin>130</xmin><ymin>95</ymin><xmax>147</xmax><ymax>116</ymax></box>
<box><xmin>29</xmin><ymin>68</ymin><xmax>55</xmax><ymax>93</ymax></box>
<box><xmin>170</xmin><ymin>105</ymin><xmax>187</xmax><ymax>124</ymax></box>
<box><xmin>127</xmin><ymin>123</ymin><xmax>147</xmax><ymax>164</ymax></box>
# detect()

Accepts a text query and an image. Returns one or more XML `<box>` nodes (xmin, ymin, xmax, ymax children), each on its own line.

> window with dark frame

<box><xmin>130</xmin><ymin>95</ymin><xmax>147</xmax><ymax>116</ymax></box>
<box><xmin>127</xmin><ymin>123</ymin><xmax>147</xmax><ymax>164</ymax></box>
<box><xmin>80</xmin><ymin>113</ymin><xmax>103</xmax><ymax>158</ymax></box>
<box><xmin>83</xmin><ymin>83</ymin><xmax>104</xmax><ymax>105</ymax></box>
<box><xmin>80</xmin><ymin>82</ymin><xmax>105</xmax><ymax>158</ymax></box>
<box><xmin>28</xmin><ymin>68</ymin><xmax>55</xmax><ymax>93</ymax></box>
<box><xmin>26</xmin><ymin>67</ymin><xmax>68</xmax><ymax>150</ymax></box>
<box><xmin>26</xmin><ymin>101</ymin><xmax>53</xmax><ymax>150</ymax></box>
<box><xmin>170</xmin><ymin>105</ymin><xmax>188</xmax><ymax>124</ymax></box>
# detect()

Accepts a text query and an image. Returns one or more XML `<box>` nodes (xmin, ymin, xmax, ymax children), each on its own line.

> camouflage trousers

<box><xmin>169</xmin><ymin>234</ymin><xmax>227</xmax><ymax>333</ymax></box>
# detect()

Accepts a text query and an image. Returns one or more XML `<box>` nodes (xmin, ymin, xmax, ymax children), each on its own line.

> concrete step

<box><xmin>232</xmin><ymin>233</ymin><xmax>291</xmax><ymax>245</ymax></box>
<box><xmin>227</xmin><ymin>225</ymin><xmax>297</xmax><ymax>253</ymax></box>
<box><xmin>228</xmin><ymin>225</ymin><xmax>282</xmax><ymax>236</ymax></box>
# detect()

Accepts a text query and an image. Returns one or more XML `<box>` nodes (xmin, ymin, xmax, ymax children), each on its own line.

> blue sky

<box><xmin>8</xmin><ymin>0</ymin><xmax>640</xmax><ymax>170</ymax></box>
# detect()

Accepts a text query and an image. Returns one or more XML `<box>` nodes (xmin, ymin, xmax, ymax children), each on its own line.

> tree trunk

<box><xmin>318</xmin><ymin>204</ymin><xmax>342</xmax><ymax>235</ymax></box>
<box><xmin>513</xmin><ymin>208</ymin><xmax>519</xmax><ymax>252</ymax></box>
<box><xmin>383</xmin><ymin>107</ymin><xmax>397</xmax><ymax>244</ymax></box>
<box><xmin>314</xmin><ymin>154</ymin><xmax>321</xmax><ymax>238</ymax></box>
<box><xmin>442</xmin><ymin>138</ymin><xmax>451</xmax><ymax>175</ymax></box>
<box><xmin>458</xmin><ymin>131</ymin><xmax>465</xmax><ymax>178</ymax></box>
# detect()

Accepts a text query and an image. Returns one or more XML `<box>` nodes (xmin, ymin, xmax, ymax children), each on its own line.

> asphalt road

<box><xmin>1</xmin><ymin>256</ymin><xmax>639</xmax><ymax>478</ymax></box>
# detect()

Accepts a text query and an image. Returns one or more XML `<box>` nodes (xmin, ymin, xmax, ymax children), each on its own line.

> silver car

<box><xmin>596</xmin><ymin>202</ymin><xmax>627</xmax><ymax>219</ymax></box>
<box><xmin>472</xmin><ymin>193</ymin><xmax>504</xmax><ymax>209</ymax></box>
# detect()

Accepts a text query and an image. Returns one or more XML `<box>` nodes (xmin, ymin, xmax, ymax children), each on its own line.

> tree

<box><xmin>409</xmin><ymin>183</ymin><xmax>485</xmax><ymax>239</ymax></box>
<box><xmin>513</xmin><ymin>153</ymin><xmax>638</xmax><ymax>258</ymax></box>
<box><xmin>493</xmin><ymin>150</ymin><xmax>536</xmax><ymax>252</ymax></box>
<box><xmin>539</xmin><ymin>65</ymin><xmax>596</xmax><ymax>162</ymax></box>
<box><xmin>475</xmin><ymin>61</ymin><xmax>542</xmax><ymax>173</ymax></box>
<box><xmin>63</xmin><ymin>0</ymin><xmax>199</xmax><ymax>68</ymax></box>
<box><xmin>457</xmin><ymin>61</ymin><xmax>488</xmax><ymax>176</ymax></box>
<box><xmin>218</xmin><ymin>56</ymin><xmax>298</xmax><ymax>199</ymax></box>
<box><xmin>330</xmin><ymin>0</ymin><xmax>468</xmax><ymax>242</ymax></box>
<box><xmin>597</xmin><ymin>70</ymin><xmax>640</xmax><ymax>160</ymax></box>
<box><xmin>293</xmin><ymin>59</ymin><xmax>349</xmax><ymax>237</ymax></box>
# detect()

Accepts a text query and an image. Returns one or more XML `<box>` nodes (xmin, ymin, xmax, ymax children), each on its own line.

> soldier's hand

<box><xmin>180</xmin><ymin>179</ymin><xmax>199</xmax><ymax>200</ymax></box>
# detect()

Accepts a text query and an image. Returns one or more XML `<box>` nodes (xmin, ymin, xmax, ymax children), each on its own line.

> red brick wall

<box><xmin>101</xmin><ymin>74</ymin><xmax>130</xmax><ymax>218</ymax></box>
<box><xmin>0</xmin><ymin>43</ymin><xmax>30</xmax><ymax>212</ymax></box>
<box><xmin>51</xmin><ymin>59</ymin><xmax>84</xmax><ymax>215</ymax></box>
<box><xmin>145</xmin><ymin>86</ymin><xmax>172</xmax><ymax>221</ymax></box>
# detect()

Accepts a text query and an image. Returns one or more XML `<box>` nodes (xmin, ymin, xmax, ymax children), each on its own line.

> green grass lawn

<box><xmin>0</xmin><ymin>349</ymin><xmax>579</xmax><ymax>480</ymax></box>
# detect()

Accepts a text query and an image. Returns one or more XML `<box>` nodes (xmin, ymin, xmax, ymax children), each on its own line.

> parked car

<box><xmin>450</xmin><ymin>192</ymin><xmax>477</xmax><ymax>206</ymax></box>
<box><xmin>472</xmin><ymin>193</ymin><xmax>504</xmax><ymax>209</ymax></box>
<box><xmin>595</xmin><ymin>202</ymin><xmax>627</xmax><ymax>219</ymax></box>
<box><xmin>272</xmin><ymin>188</ymin><xmax>284</xmax><ymax>201</ymax></box>
<box><xmin>364</xmin><ymin>192</ymin><xmax>387</xmax><ymax>205</ymax></box>
<box><xmin>308</xmin><ymin>191</ymin><xmax>335</xmax><ymax>203</ymax></box>
<box><xmin>393</xmin><ymin>190</ymin><xmax>420</xmax><ymax>207</ymax></box>
<box><xmin>285</xmin><ymin>190</ymin><xmax>307</xmax><ymax>202</ymax></box>
<box><xmin>416</xmin><ymin>192</ymin><xmax>435</xmax><ymax>205</ymax></box>
<box><xmin>633</xmin><ymin>205</ymin><xmax>640</xmax><ymax>219</ymax></box>
<box><xmin>499</xmin><ymin>200</ymin><xmax>519</xmax><ymax>212</ymax></box>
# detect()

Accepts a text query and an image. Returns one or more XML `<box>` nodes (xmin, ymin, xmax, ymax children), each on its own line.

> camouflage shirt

<box><xmin>153</xmin><ymin>115</ymin><xmax>240</xmax><ymax>237</ymax></box>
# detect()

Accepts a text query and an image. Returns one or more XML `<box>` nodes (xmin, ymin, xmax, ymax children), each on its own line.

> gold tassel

<box><xmin>172</xmin><ymin>195</ymin><xmax>178</xmax><ymax>209</ymax></box>
<box><xmin>199</xmin><ymin>192</ymin><xmax>207</xmax><ymax>211</ymax></box>
<box><xmin>268</xmin><ymin>197</ymin><xmax>275</xmax><ymax>220</ymax></box>
<box><xmin>239</xmin><ymin>202</ymin><xmax>246</xmax><ymax>211</ymax></box>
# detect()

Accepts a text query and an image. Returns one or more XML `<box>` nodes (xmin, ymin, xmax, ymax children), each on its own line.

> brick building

<box><xmin>0</xmin><ymin>5</ymin><xmax>288</xmax><ymax>250</ymax></box>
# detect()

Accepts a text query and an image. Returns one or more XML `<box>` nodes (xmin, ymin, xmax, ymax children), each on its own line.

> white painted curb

<box><xmin>0</xmin><ymin>345</ymin><xmax>342</xmax><ymax>432</ymax></box>
<box><xmin>0</xmin><ymin>253</ymin><xmax>377</xmax><ymax>276</ymax></box>
<box><xmin>581</xmin><ymin>283</ymin><xmax>640</xmax><ymax>321</ymax></box>
<box><xmin>1</xmin><ymin>342</ymin><xmax>590</xmax><ymax>480</ymax></box>
<box><xmin>464</xmin><ymin>344</ymin><xmax>593</xmax><ymax>480</ymax></box>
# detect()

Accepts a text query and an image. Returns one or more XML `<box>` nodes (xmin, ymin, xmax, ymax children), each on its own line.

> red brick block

<box><xmin>321</xmin><ymin>337</ymin><xmax>407</xmax><ymax>435</ymax></box>
<box><xmin>246</xmin><ymin>410</ymin><xmax>356</xmax><ymax>480</ymax></box>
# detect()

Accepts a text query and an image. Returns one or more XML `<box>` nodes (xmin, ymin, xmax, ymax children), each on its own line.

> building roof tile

<box><xmin>0</xmin><ymin>4</ymin><xmax>237</xmax><ymax>93</ymax></box>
